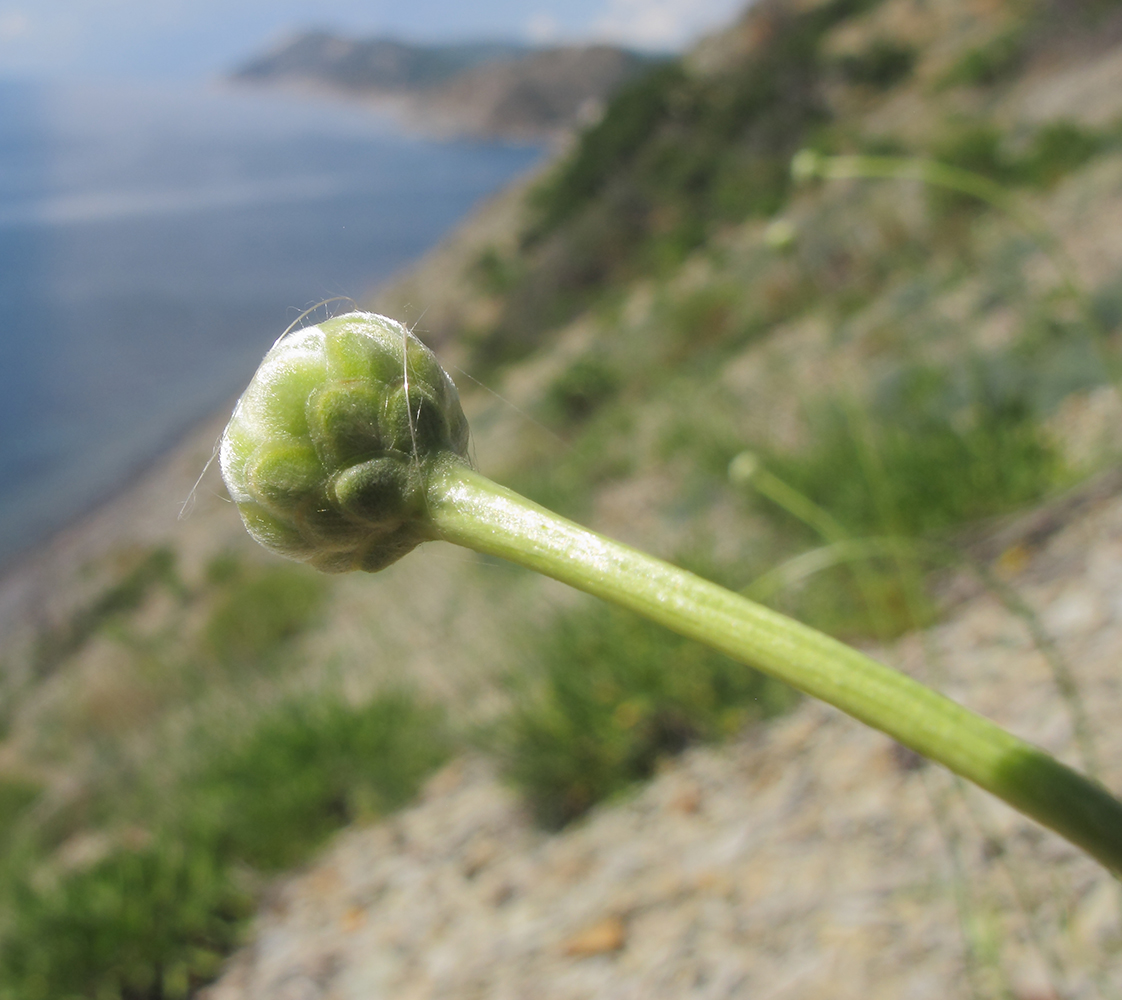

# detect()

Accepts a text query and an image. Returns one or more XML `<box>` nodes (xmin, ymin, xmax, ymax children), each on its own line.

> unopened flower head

<box><xmin>219</xmin><ymin>312</ymin><xmax>470</xmax><ymax>573</ymax></box>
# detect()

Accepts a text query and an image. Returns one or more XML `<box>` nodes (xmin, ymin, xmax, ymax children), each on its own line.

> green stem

<box><xmin>749</xmin><ymin>531</ymin><xmax>1101</xmax><ymax>779</ymax></box>
<box><xmin>812</xmin><ymin>154</ymin><xmax>1042</xmax><ymax>234</ymax></box>
<box><xmin>425</xmin><ymin>459</ymin><xmax>1122</xmax><ymax>876</ymax></box>
<box><xmin>738</xmin><ymin>461</ymin><xmax>1102</xmax><ymax>778</ymax></box>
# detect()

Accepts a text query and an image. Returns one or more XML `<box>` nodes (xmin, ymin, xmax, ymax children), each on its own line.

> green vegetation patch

<box><xmin>542</xmin><ymin>354</ymin><xmax>622</xmax><ymax>426</ymax></box>
<box><xmin>203</xmin><ymin>560</ymin><xmax>327</xmax><ymax>671</ymax></box>
<box><xmin>765</xmin><ymin>359</ymin><xmax>1069</xmax><ymax>540</ymax></box>
<box><xmin>528</xmin><ymin>60</ymin><xmax>688</xmax><ymax>237</ymax></box>
<box><xmin>188</xmin><ymin>691</ymin><xmax>450</xmax><ymax>871</ymax></box>
<box><xmin>939</xmin><ymin>27</ymin><xmax>1028</xmax><ymax>89</ymax></box>
<box><xmin>493</xmin><ymin>602</ymin><xmax>797</xmax><ymax>829</ymax></box>
<box><xmin>0</xmin><ymin>690</ymin><xmax>448</xmax><ymax>1000</ymax></box>
<box><xmin>2</xmin><ymin>836</ymin><xmax>250</xmax><ymax>1000</ymax></box>
<box><xmin>1018</xmin><ymin>120</ymin><xmax>1109</xmax><ymax>188</ymax></box>
<box><xmin>0</xmin><ymin>777</ymin><xmax>41</xmax><ymax>848</ymax></box>
<box><xmin>834</xmin><ymin>39</ymin><xmax>916</xmax><ymax>90</ymax></box>
<box><xmin>930</xmin><ymin>120</ymin><xmax>1110</xmax><ymax>196</ymax></box>
<box><xmin>476</xmin><ymin>0</ymin><xmax>887</xmax><ymax>364</ymax></box>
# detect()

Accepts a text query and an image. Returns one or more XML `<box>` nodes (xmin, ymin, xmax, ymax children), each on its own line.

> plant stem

<box><xmin>425</xmin><ymin>459</ymin><xmax>1122</xmax><ymax>875</ymax></box>
<box><xmin>738</xmin><ymin>460</ymin><xmax>1102</xmax><ymax>779</ymax></box>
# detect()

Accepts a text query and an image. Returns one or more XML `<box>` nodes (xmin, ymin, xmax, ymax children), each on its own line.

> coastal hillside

<box><xmin>232</xmin><ymin>33</ymin><xmax>531</xmax><ymax>91</ymax></box>
<box><xmin>231</xmin><ymin>33</ymin><xmax>659</xmax><ymax>139</ymax></box>
<box><xmin>1</xmin><ymin>0</ymin><xmax>1122</xmax><ymax>996</ymax></box>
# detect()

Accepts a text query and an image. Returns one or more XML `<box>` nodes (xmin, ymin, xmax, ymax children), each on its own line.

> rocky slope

<box><xmin>201</xmin><ymin>476</ymin><xmax>1122</xmax><ymax>999</ymax></box>
<box><xmin>201</xmin><ymin>0</ymin><xmax>1122</xmax><ymax>993</ymax></box>
<box><xmin>2</xmin><ymin>0</ymin><xmax>1122</xmax><ymax>995</ymax></box>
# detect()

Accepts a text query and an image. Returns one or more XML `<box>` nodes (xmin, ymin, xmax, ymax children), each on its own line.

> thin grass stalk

<box><xmin>792</xmin><ymin>151</ymin><xmax>1118</xmax><ymax>384</ymax></box>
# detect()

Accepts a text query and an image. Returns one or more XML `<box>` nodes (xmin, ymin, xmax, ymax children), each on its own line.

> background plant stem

<box><xmin>809</xmin><ymin>153</ymin><xmax>1117</xmax><ymax>377</ymax></box>
<box><xmin>426</xmin><ymin>459</ymin><xmax>1122</xmax><ymax>875</ymax></box>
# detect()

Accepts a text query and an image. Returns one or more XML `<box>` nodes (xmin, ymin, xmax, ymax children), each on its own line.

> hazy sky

<box><xmin>0</xmin><ymin>0</ymin><xmax>748</xmax><ymax>80</ymax></box>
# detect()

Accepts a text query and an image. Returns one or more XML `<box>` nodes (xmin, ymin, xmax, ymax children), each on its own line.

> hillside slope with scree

<box><xmin>1</xmin><ymin>0</ymin><xmax>1122</xmax><ymax>995</ymax></box>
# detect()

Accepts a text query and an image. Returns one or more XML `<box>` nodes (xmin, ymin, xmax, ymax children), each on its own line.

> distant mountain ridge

<box><xmin>233</xmin><ymin>33</ymin><xmax>533</xmax><ymax>93</ymax></box>
<box><xmin>230</xmin><ymin>32</ymin><xmax>663</xmax><ymax>140</ymax></box>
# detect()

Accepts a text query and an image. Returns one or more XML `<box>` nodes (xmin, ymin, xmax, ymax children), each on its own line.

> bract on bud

<box><xmin>220</xmin><ymin>312</ymin><xmax>470</xmax><ymax>573</ymax></box>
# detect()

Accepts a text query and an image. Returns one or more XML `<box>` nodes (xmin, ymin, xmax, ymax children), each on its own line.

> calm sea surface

<box><xmin>0</xmin><ymin>80</ymin><xmax>542</xmax><ymax>569</ymax></box>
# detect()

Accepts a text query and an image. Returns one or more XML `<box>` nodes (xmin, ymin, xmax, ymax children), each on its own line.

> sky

<box><xmin>0</xmin><ymin>0</ymin><xmax>749</xmax><ymax>81</ymax></box>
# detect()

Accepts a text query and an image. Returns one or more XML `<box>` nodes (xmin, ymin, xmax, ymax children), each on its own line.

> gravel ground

<box><xmin>201</xmin><ymin>481</ymin><xmax>1122</xmax><ymax>1000</ymax></box>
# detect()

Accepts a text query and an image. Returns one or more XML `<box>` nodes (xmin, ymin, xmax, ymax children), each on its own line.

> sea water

<box><xmin>0</xmin><ymin>79</ymin><xmax>542</xmax><ymax>569</ymax></box>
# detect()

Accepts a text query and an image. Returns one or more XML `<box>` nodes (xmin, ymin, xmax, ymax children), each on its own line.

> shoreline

<box><xmin>0</xmin><ymin>76</ymin><xmax>553</xmax><ymax>635</ymax></box>
<box><xmin>0</xmin><ymin>406</ymin><xmax>235</xmax><ymax>642</ymax></box>
<box><xmin>222</xmin><ymin>77</ymin><xmax>573</xmax><ymax>147</ymax></box>
<box><xmin>0</xmin><ymin>149</ymin><xmax>545</xmax><ymax>646</ymax></box>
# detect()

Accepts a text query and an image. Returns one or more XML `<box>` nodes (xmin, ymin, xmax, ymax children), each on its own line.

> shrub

<box><xmin>0</xmin><ymin>837</ymin><xmax>250</xmax><ymax>1000</ymax></box>
<box><xmin>203</xmin><ymin>563</ymin><xmax>326</xmax><ymax>670</ymax></box>
<box><xmin>835</xmin><ymin>40</ymin><xmax>916</xmax><ymax>89</ymax></box>
<box><xmin>470</xmin><ymin>246</ymin><xmax>522</xmax><ymax>296</ymax></box>
<box><xmin>189</xmin><ymin>691</ymin><xmax>450</xmax><ymax>871</ymax></box>
<box><xmin>0</xmin><ymin>690</ymin><xmax>448</xmax><ymax>998</ymax></box>
<box><xmin>940</xmin><ymin>28</ymin><xmax>1027</xmax><ymax>88</ymax></box>
<box><xmin>1020</xmin><ymin>120</ymin><xmax>1105</xmax><ymax>188</ymax></box>
<box><xmin>0</xmin><ymin>778</ymin><xmax>40</xmax><ymax>848</ymax></box>
<box><xmin>934</xmin><ymin>123</ymin><xmax>1013</xmax><ymax>180</ymax></box>
<box><xmin>476</xmin><ymin>0</ymin><xmax>875</xmax><ymax>365</ymax></box>
<box><xmin>1093</xmin><ymin>276</ymin><xmax>1122</xmax><ymax>333</ymax></box>
<box><xmin>528</xmin><ymin>60</ymin><xmax>686</xmax><ymax>238</ymax></box>
<box><xmin>766</xmin><ymin>361</ymin><xmax>1066</xmax><ymax>539</ymax></box>
<box><xmin>494</xmin><ymin>602</ymin><xmax>796</xmax><ymax>829</ymax></box>
<box><xmin>543</xmin><ymin>355</ymin><xmax>622</xmax><ymax>425</ymax></box>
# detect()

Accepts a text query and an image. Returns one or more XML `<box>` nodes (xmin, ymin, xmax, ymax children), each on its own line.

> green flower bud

<box><xmin>220</xmin><ymin>312</ymin><xmax>470</xmax><ymax>573</ymax></box>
